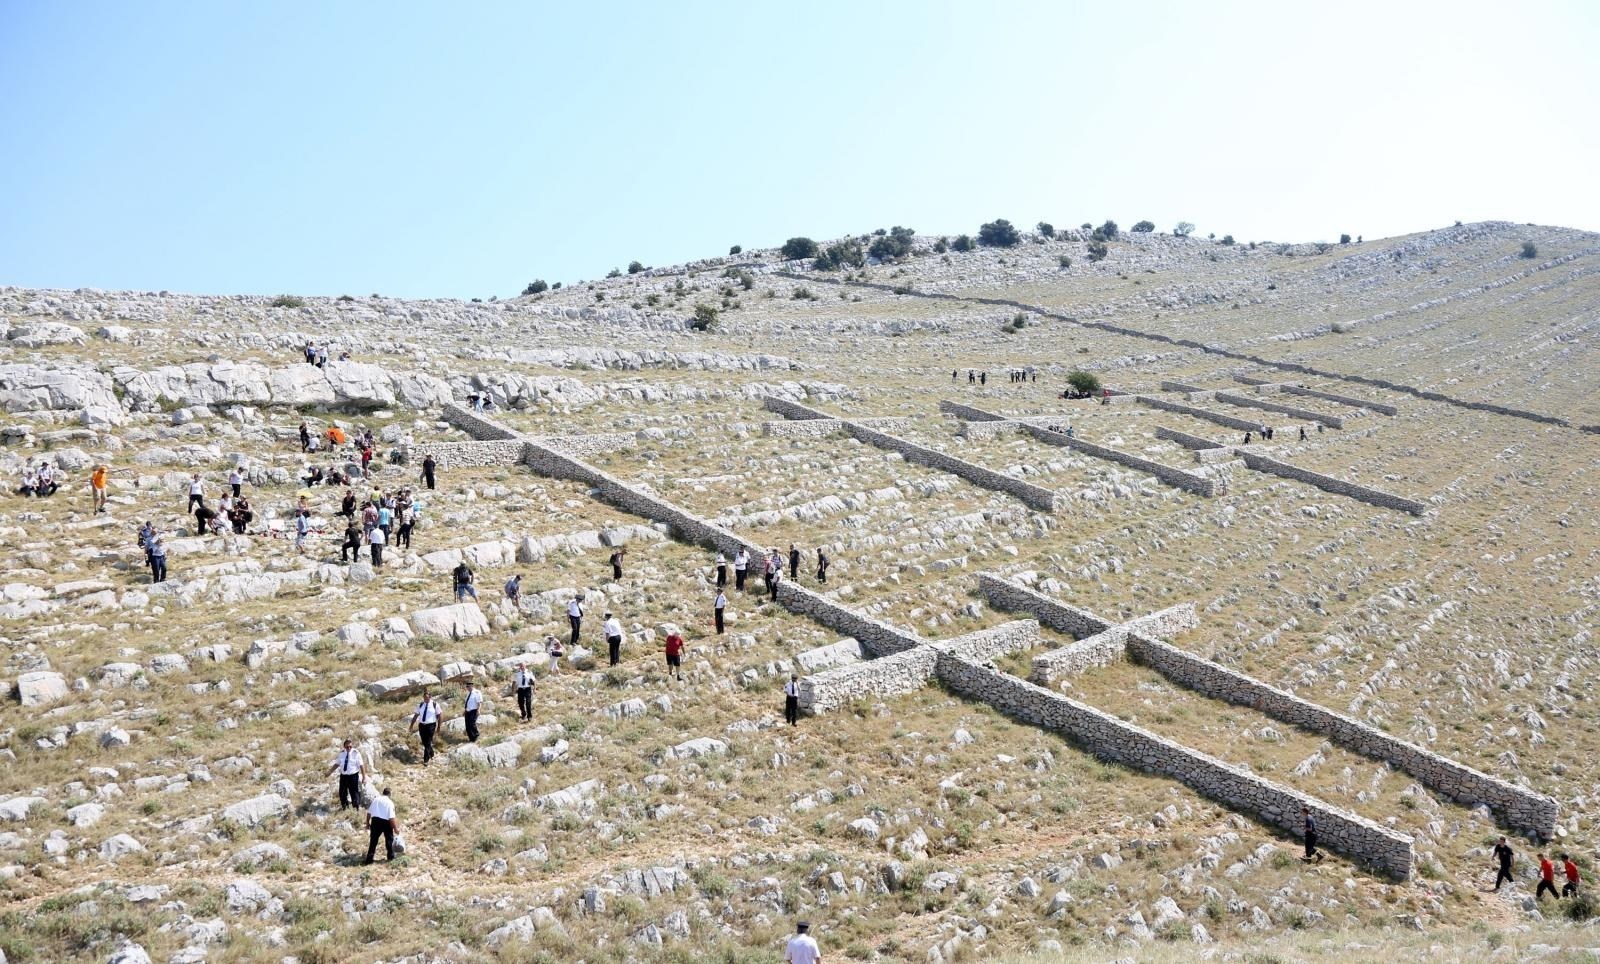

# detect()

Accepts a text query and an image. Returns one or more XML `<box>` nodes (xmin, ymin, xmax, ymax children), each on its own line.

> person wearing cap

<box><xmin>514</xmin><ymin>662</ymin><xmax>535</xmax><ymax>720</ymax></box>
<box><xmin>784</xmin><ymin>674</ymin><xmax>801</xmax><ymax>726</ymax></box>
<box><xmin>603</xmin><ymin>611</ymin><xmax>624</xmax><ymax>667</ymax></box>
<box><xmin>785</xmin><ymin>920</ymin><xmax>821</xmax><ymax>964</ymax></box>
<box><xmin>327</xmin><ymin>738</ymin><xmax>366</xmax><ymax>810</ymax></box>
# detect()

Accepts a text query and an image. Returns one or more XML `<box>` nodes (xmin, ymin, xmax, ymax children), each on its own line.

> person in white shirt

<box><xmin>228</xmin><ymin>467</ymin><xmax>244</xmax><ymax>499</ymax></box>
<box><xmin>784</xmin><ymin>674</ymin><xmax>801</xmax><ymax>726</ymax></box>
<box><xmin>408</xmin><ymin>690</ymin><xmax>443</xmax><ymax>764</ymax></box>
<box><xmin>462</xmin><ymin>682</ymin><xmax>483</xmax><ymax>743</ymax></box>
<box><xmin>603</xmin><ymin>612</ymin><xmax>624</xmax><ymax>667</ymax></box>
<box><xmin>715</xmin><ymin>552</ymin><xmax>728</xmax><ymax>589</ymax></box>
<box><xmin>785</xmin><ymin>921</ymin><xmax>821</xmax><ymax>964</ymax></box>
<box><xmin>326</xmin><ymin>738</ymin><xmax>365</xmax><ymax>810</ymax></box>
<box><xmin>513</xmin><ymin>662</ymin><xmax>535</xmax><ymax>721</ymax></box>
<box><xmin>186</xmin><ymin>474</ymin><xmax>205</xmax><ymax>512</ymax></box>
<box><xmin>714</xmin><ymin>589</ymin><xmax>727</xmax><ymax>635</ymax></box>
<box><xmin>545</xmin><ymin>634</ymin><xmax>563</xmax><ymax>673</ymax></box>
<box><xmin>567</xmin><ymin>596</ymin><xmax>583</xmax><ymax>647</ymax></box>
<box><xmin>363</xmin><ymin>788</ymin><xmax>400</xmax><ymax>864</ymax></box>
<box><xmin>367</xmin><ymin>524</ymin><xmax>384</xmax><ymax>567</ymax></box>
<box><xmin>734</xmin><ymin>549</ymin><xmax>749</xmax><ymax>590</ymax></box>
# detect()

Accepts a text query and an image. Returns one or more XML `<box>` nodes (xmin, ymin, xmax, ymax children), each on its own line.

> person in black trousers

<box><xmin>409</xmin><ymin>691</ymin><xmax>441</xmax><ymax>765</ymax></box>
<box><xmin>784</xmin><ymin>675</ymin><xmax>800</xmax><ymax>725</ymax></box>
<box><xmin>734</xmin><ymin>550</ymin><xmax>748</xmax><ymax>590</ymax></box>
<box><xmin>327</xmin><ymin>739</ymin><xmax>364</xmax><ymax>810</ymax></box>
<box><xmin>1301</xmin><ymin>807</ymin><xmax>1324</xmax><ymax>863</ymax></box>
<box><xmin>1492</xmin><ymin>837</ymin><xmax>1516</xmax><ymax>890</ymax></box>
<box><xmin>567</xmin><ymin>597</ymin><xmax>583</xmax><ymax>647</ymax></box>
<box><xmin>341</xmin><ymin>520</ymin><xmax>362</xmax><ymax>562</ymax></box>
<box><xmin>789</xmin><ymin>543</ymin><xmax>800</xmax><ymax>580</ymax></box>
<box><xmin>462</xmin><ymin>683</ymin><xmax>482</xmax><ymax>742</ymax></box>
<box><xmin>715</xmin><ymin>553</ymin><xmax>727</xmax><ymax>588</ymax></box>
<box><xmin>609</xmin><ymin>548</ymin><xmax>625</xmax><ymax>582</ymax></box>
<box><xmin>421</xmin><ymin>454</ymin><xmax>437</xmax><ymax>491</ymax></box>
<box><xmin>714</xmin><ymin>590</ymin><xmax>726</xmax><ymax>634</ymax></box>
<box><xmin>364</xmin><ymin>789</ymin><xmax>399</xmax><ymax>864</ymax></box>
<box><xmin>769</xmin><ymin>567</ymin><xmax>781</xmax><ymax>602</ymax></box>
<box><xmin>816</xmin><ymin>547</ymin><xmax>829</xmax><ymax>584</ymax></box>
<box><xmin>514</xmin><ymin>663</ymin><xmax>535</xmax><ymax>721</ymax></box>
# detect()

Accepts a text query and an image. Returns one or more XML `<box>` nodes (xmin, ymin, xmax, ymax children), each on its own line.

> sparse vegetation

<box><xmin>814</xmin><ymin>239</ymin><xmax>865</xmax><ymax>271</ymax></box>
<box><xmin>1521</xmin><ymin>240</ymin><xmax>1539</xmax><ymax>259</ymax></box>
<box><xmin>868</xmin><ymin>226</ymin><xmax>916</xmax><ymax>261</ymax></box>
<box><xmin>728</xmin><ymin>244</ymin><xmax>742</xmax><ymax>255</ymax></box>
<box><xmin>1099</xmin><ymin>220</ymin><xmax>1119</xmax><ymax>239</ymax></box>
<box><xmin>627</xmin><ymin>261</ymin><xmax>645</xmax><ymax>274</ymax></box>
<box><xmin>1174</xmin><ymin>221</ymin><xmax>1195</xmax><ymax>237</ymax></box>
<box><xmin>781</xmin><ymin>237</ymin><xmax>819</xmax><ymax>259</ymax></box>
<box><xmin>951</xmin><ymin>234</ymin><xmax>975</xmax><ymax>252</ymax></box>
<box><xmin>1087</xmin><ymin>240</ymin><xmax>1108</xmax><ymax>261</ymax></box>
<box><xmin>1132</xmin><ymin>220</ymin><xmax>1155</xmax><ymax>233</ymax></box>
<box><xmin>690</xmin><ymin>304</ymin><xmax>719</xmax><ymax>331</ymax></box>
<box><xmin>269</xmin><ymin>295</ymin><xmax>306</xmax><ymax>309</ymax></box>
<box><xmin>1037</xmin><ymin>222</ymin><xmax>1055</xmax><ymax>238</ymax></box>
<box><xmin>978</xmin><ymin>219</ymin><xmax>1022</xmax><ymax>247</ymax></box>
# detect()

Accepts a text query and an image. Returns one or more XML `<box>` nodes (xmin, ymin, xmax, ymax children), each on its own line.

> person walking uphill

<box><xmin>514</xmin><ymin>662</ymin><xmax>535</xmax><ymax>721</ymax></box>
<box><xmin>90</xmin><ymin>463</ymin><xmax>110</xmax><ymax>514</ymax></box>
<box><xmin>785</xmin><ymin>921</ymin><xmax>820</xmax><ymax>964</ymax></box>
<box><xmin>609</xmin><ymin>548</ymin><xmax>626</xmax><ymax>582</ymax></box>
<box><xmin>1301</xmin><ymin>806</ymin><xmax>1324</xmax><ymax>863</ymax></box>
<box><xmin>1492</xmin><ymin>836</ymin><xmax>1516</xmax><ymax>891</ymax></box>
<box><xmin>1564</xmin><ymin>854</ymin><xmax>1582</xmax><ymax>897</ymax></box>
<box><xmin>327</xmin><ymin>739</ymin><xmax>365</xmax><ymax>810</ymax></box>
<box><xmin>408</xmin><ymin>690</ymin><xmax>443</xmax><ymax>765</ymax></box>
<box><xmin>816</xmin><ymin>547</ymin><xmax>829</xmax><ymax>584</ymax></box>
<box><xmin>715</xmin><ymin>553</ymin><xmax>728</xmax><ymax>589</ymax></box>
<box><xmin>364</xmin><ymin>789</ymin><xmax>400</xmax><ymax>864</ymax></box>
<box><xmin>663</xmin><ymin>629</ymin><xmax>685</xmax><ymax>681</ymax></box>
<box><xmin>453</xmin><ymin>561</ymin><xmax>477</xmax><ymax>602</ymax></box>
<box><xmin>603</xmin><ymin>611</ymin><xmax>624</xmax><ymax>667</ymax></box>
<box><xmin>1537</xmin><ymin>853</ymin><xmax>1559</xmax><ymax>900</ymax></box>
<box><xmin>186</xmin><ymin>474</ymin><xmax>205</xmax><ymax>512</ymax></box>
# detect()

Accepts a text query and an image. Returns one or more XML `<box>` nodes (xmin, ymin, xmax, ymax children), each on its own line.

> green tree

<box><xmin>1174</xmin><ymin>221</ymin><xmax>1195</xmax><ymax>237</ymax></box>
<box><xmin>781</xmin><ymin>237</ymin><xmax>819</xmax><ymax>259</ymax></box>
<box><xmin>978</xmin><ymin>219</ymin><xmax>1022</xmax><ymax>247</ymax></box>
<box><xmin>868</xmin><ymin>225</ymin><xmax>916</xmax><ymax>261</ymax></box>
<box><xmin>1037</xmin><ymin>222</ymin><xmax>1055</xmax><ymax>238</ymax></box>
<box><xmin>1339</xmin><ymin>234</ymin><xmax>1351</xmax><ymax>244</ymax></box>
<box><xmin>1131</xmin><ymin>220</ymin><xmax>1155</xmax><ymax>233</ymax></box>
<box><xmin>933</xmin><ymin>237</ymin><xmax>949</xmax><ymax>253</ymax></box>
<box><xmin>1521</xmin><ymin>240</ymin><xmax>1538</xmax><ymax>259</ymax></box>
<box><xmin>1220</xmin><ymin>235</ymin><xmax>1235</xmax><ymax>246</ymax></box>
<box><xmin>728</xmin><ymin>244</ymin><xmax>742</xmax><ymax>255</ymax></box>
<box><xmin>951</xmin><ymin>234</ymin><xmax>975</xmax><ymax>252</ymax></box>
<box><xmin>1066</xmin><ymin>370</ymin><xmax>1102</xmax><ymax>395</ymax></box>
<box><xmin>627</xmin><ymin>261</ymin><xmax>645</xmax><ymax>274</ymax></box>
<box><xmin>690</xmin><ymin>304</ymin><xmax>719</xmax><ymax>331</ymax></box>
<box><xmin>1099</xmin><ymin>220</ymin><xmax>1119</xmax><ymax>239</ymax></box>
<box><xmin>606</xmin><ymin>268</ymin><xmax>622</xmax><ymax>278</ymax></box>
<box><xmin>814</xmin><ymin>240</ymin><xmax>865</xmax><ymax>271</ymax></box>
<box><xmin>1087</xmin><ymin>240</ymin><xmax>1108</xmax><ymax>262</ymax></box>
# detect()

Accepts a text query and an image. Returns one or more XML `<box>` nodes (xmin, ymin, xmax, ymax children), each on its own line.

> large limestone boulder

<box><xmin>451</xmin><ymin>741</ymin><xmax>520</xmax><ymax>769</ymax></box>
<box><xmin>365</xmin><ymin>670</ymin><xmax>440</xmax><ymax>700</ymax></box>
<box><xmin>7</xmin><ymin>323</ymin><xmax>86</xmax><ymax>348</ymax></box>
<box><xmin>220</xmin><ymin>793</ymin><xmax>292</xmax><ymax>827</ymax></box>
<box><xmin>410</xmin><ymin>603</ymin><xmax>489</xmax><ymax>640</ymax></box>
<box><xmin>16</xmin><ymin>671</ymin><xmax>67</xmax><ymax>707</ymax></box>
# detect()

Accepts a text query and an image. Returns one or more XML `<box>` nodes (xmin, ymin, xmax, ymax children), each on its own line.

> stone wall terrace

<box><xmin>1235</xmin><ymin>451</ymin><xmax>1427</xmax><ymax>516</ymax></box>
<box><xmin>938</xmin><ymin>400</ymin><xmax>1010</xmax><ymax>422</ymax></box>
<box><xmin>763</xmin><ymin>397</ymin><xmax>1059</xmax><ymax>512</ymax></box>
<box><xmin>1028</xmin><ymin>602</ymin><xmax>1199</xmax><ymax>684</ymax></box>
<box><xmin>442</xmin><ymin>402</ymin><xmax>525</xmax><ymax>440</ymax></box>
<box><xmin>776</xmin><ymin>581</ymin><xmax>924</xmax><ymax>658</ymax></box>
<box><xmin>934</xmin><ymin>655</ymin><xmax>1415</xmax><ymax>879</ymax></box>
<box><xmin>1154</xmin><ymin>425</ymin><xmax>1225</xmax><ymax>452</ymax></box>
<box><xmin>940</xmin><ymin>619</ymin><xmax>1041</xmax><ymax>662</ymax></box>
<box><xmin>1214</xmin><ymin>391</ymin><xmax>1345</xmax><ymax>429</ymax></box>
<box><xmin>1136</xmin><ymin>394</ymin><xmax>1274</xmax><ymax>433</ymax></box>
<box><xmin>1281</xmin><ymin>384</ymin><xmax>1399</xmax><ymax>416</ymax></box>
<box><xmin>798</xmin><ymin>645</ymin><xmax>940</xmax><ymax>714</ymax></box>
<box><xmin>977</xmin><ymin>573</ymin><xmax>1113</xmax><ymax>638</ymax></box>
<box><xmin>405</xmin><ymin>439</ymin><xmax>528</xmax><ymax>470</ymax></box>
<box><xmin>541</xmin><ymin>433</ymin><xmax>637</xmax><ymax>458</ymax></box>
<box><xmin>1125</xmin><ymin>633</ymin><xmax>1556</xmax><ymax>838</ymax></box>
<box><xmin>1020</xmin><ymin>422</ymin><xmax>1219</xmax><ymax>496</ymax></box>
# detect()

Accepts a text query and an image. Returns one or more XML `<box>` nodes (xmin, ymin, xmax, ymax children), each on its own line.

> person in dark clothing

<box><xmin>968</xmin><ymin>371</ymin><xmax>975</xmax><ymax>384</ymax></box>
<box><xmin>1537</xmin><ymin>853</ymin><xmax>1559</xmax><ymax>900</ymax></box>
<box><xmin>299</xmin><ymin>422</ymin><xmax>312</xmax><ymax>452</ymax></box>
<box><xmin>363</xmin><ymin>789</ymin><xmax>399</xmax><ymax>864</ymax></box>
<box><xmin>567</xmin><ymin>596</ymin><xmax>583</xmax><ymax>647</ymax></box>
<box><xmin>341</xmin><ymin>490</ymin><xmax>357</xmax><ymax>518</ymax></box>
<box><xmin>1299</xmin><ymin>426</ymin><xmax>1308</xmax><ymax>441</ymax></box>
<box><xmin>341</xmin><ymin>520</ymin><xmax>362</xmax><ymax>562</ymax></box>
<box><xmin>408</xmin><ymin>691</ymin><xmax>441</xmax><ymax>765</ymax></box>
<box><xmin>421</xmin><ymin>454</ymin><xmax>437</xmax><ymax>491</ymax></box>
<box><xmin>715</xmin><ymin>553</ymin><xmax>727</xmax><ymax>588</ymax></box>
<box><xmin>1492</xmin><ymin>836</ymin><xmax>1516</xmax><ymax>890</ymax></box>
<box><xmin>769</xmin><ymin>566</ymin><xmax>781</xmax><ymax>602</ymax></box>
<box><xmin>513</xmin><ymin>663</ymin><xmax>535</xmax><ymax>721</ymax></box>
<box><xmin>979</xmin><ymin>372</ymin><xmax>986</xmax><ymax>385</ymax></box>
<box><xmin>609</xmin><ymin>548</ymin><xmax>625</xmax><ymax>582</ymax></box>
<box><xmin>462</xmin><ymin>683</ymin><xmax>482</xmax><ymax>743</ymax></box>
<box><xmin>714</xmin><ymin>589</ymin><xmax>726</xmax><ymax>634</ymax></box>
<box><xmin>952</xmin><ymin>370</ymin><xmax>957</xmax><ymax>380</ymax></box>
<box><xmin>327</xmin><ymin>739</ymin><xmax>364</xmax><ymax>810</ymax></box>
<box><xmin>784</xmin><ymin>675</ymin><xmax>800</xmax><ymax>725</ymax></box>
<box><xmin>453</xmin><ymin>562</ymin><xmax>477</xmax><ymax>602</ymax></box>
<box><xmin>789</xmin><ymin>543</ymin><xmax>800</xmax><ymax>580</ymax></box>
<box><xmin>816</xmin><ymin>547</ymin><xmax>829</xmax><ymax>584</ymax></box>
<box><xmin>1301</xmin><ymin>807</ymin><xmax>1325</xmax><ymax>862</ymax></box>
<box><xmin>194</xmin><ymin>504</ymin><xmax>217</xmax><ymax>535</ymax></box>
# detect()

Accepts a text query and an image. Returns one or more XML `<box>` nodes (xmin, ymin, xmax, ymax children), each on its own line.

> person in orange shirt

<box><xmin>90</xmin><ymin>464</ymin><xmax>110</xmax><ymax>514</ymax></box>
<box><xmin>1564</xmin><ymin>854</ymin><xmax>1582</xmax><ymax>898</ymax></box>
<box><xmin>1537</xmin><ymin>853</ymin><xmax>1559</xmax><ymax>900</ymax></box>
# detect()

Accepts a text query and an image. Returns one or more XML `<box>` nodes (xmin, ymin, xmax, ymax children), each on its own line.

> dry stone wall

<box><xmin>1235</xmin><ymin>451</ymin><xmax>1427</xmax><ymax>516</ymax></box>
<box><xmin>934</xmin><ymin>654</ymin><xmax>1415</xmax><ymax>879</ymax></box>
<box><xmin>957</xmin><ymin>420</ymin><xmax>1025</xmax><ymax>440</ymax></box>
<box><xmin>1136</xmin><ymin>394</ymin><xmax>1272</xmax><ymax>433</ymax></box>
<box><xmin>441</xmin><ymin>402</ymin><xmax>524</xmax><ymax>440</ymax></box>
<box><xmin>1125</xmin><ymin>633</ymin><xmax>1557</xmax><ymax>838</ymax></box>
<box><xmin>977</xmin><ymin>573</ymin><xmax>1111</xmax><ymax>638</ymax></box>
<box><xmin>1281</xmin><ymin>384</ymin><xmax>1398</xmax><ymax>416</ymax></box>
<box><xmin>1027</xmin><ymin>601</ymin><xmax>1199</xmax><ymax>684</ymax></box>
<box><xmin>541</xmin><ymin>433</ymin><xmax>636</xmax><ymax>458</ymax></box>
<box><xmin>762</xmin><ymin>417</ymin><xmax>910</xmax><ymax>438</ymax></box>
<box><xmin>940</xmin><ymin>620</ymin><xmax>1041</xmax><ymax>662</ymax></box>
<box><xmin>798</xmin><ymin>645</ymin><xmax>939</xmax><ymax>714</ymax></box>
<box><xmin>938</xmin><ymin>400</ymin><xmax>1009</xmax><ymax>422</ymax></box>
<box><xmin>1214</xmin><ymin>391</ymin><xmax>1345</xmax><ymax>428</ymax></box>
<box><xmin>1020</xmin><ymin>422</ymin><xmax>1218</xmax><ymax>496</ymax></box>
<box><xmin>1154</xmin><ymin>425</ymin><xmax>1224</xmax><ymax>452</ymax></box>
<box><xmin>776</xmin><ymin>581</ymin><xmax>924</xmax><ymax>658</ymax></box>
<box><xmin>405</xmin><ymin>439</ymin><xmax>528</xmax><ymax>470</ymax></box>
<box><xmin>763</xmin><ymin>397</ymin><xmax>1058</xmax><ymax>512</ymax></box>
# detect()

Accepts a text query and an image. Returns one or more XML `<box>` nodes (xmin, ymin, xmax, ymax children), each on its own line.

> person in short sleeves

<box><xmin>784</xmin><ymin>674</ymin><xmax>800</xmax><ymax>726</ymax></box>
<box><xmin>734</xmin><ymin>549</ymin><xmax>749</xmax><ymax>590</ymax></box>
<box><xmin>364</xmin><ymin>789</ymin><xmax>399</xmax><ymax>864</ymax></box>
<box><xmin>567</xmin><ymin>597</ymin><xmax>583</xmax><ymax>646</ymax></box>
<box><xmin>663</xmin><ymin>631</ymin><xmax>685</xmax><ymax>681</ymax></box>
<box><xmin>228</xmin><ymin>468</ymin><xmax>243</xmax><ymax>499</ymax></box>
<box><xmin>545</xmin><ymin>634</ymin><xmax>563</xmax><ymax>673</ymax></box>
<box><xmin>327</xmin><ymin>739</ymin><xmax>365</xmax><ymax>810</ymax></box>
<box><xmin>714</xmin><ymin>590</ymin><xmax>727</xmax><ymax>635</ymax></box>
<box><xmin>603</xmin><ymin>612</ymin><xmax>624</xmax><ymax>667</ymax></box>
<box><xmin>514</xmin><ymin>663</ymin><xmax>535</xmax><ymax>721</ymax></box>
<box><xmin>715</xmin><ymin>553</ymin><xmax>728</xmax><ymax>588</ymax></box>
<box><xmin>462</xmin><ymin>683</ymin><xmax>483</xmax><ymax>743</ymax></box>
<box><xmin>815</xmin><ymin>547</ymin><xmax>830</xmax><ymax>584</ymax></box>
<box><xmin>368</xmin><ymin>524</ymin><xmax>384</xmax><ymax>567</ymax></box>
<box><xmin>409</xmin><ymin>691</ymin><xmax>443</xmax><ymax>765</ymax></box>
<box><xmin>785</xmin><ymin>920</ymin><xmax>821</xmax><ymax>964</ymax></box>
<box><xmin>186</xmin><ymin>474</ymin><xmax>205</xmax><ymax>512</ymax></box>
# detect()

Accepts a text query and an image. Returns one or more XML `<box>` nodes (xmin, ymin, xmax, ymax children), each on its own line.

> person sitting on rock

<box><xmin>17</xmin><ymin>462</ymin><xmax>37</xmax><ymax>497</ymax></box>
<box><xmin>453</xmin><ymin>562</ymin><xmax>477</xmax><ymax>602</ymax></box>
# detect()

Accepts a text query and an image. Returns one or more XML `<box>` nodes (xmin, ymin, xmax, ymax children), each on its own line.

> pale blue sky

<box><xmin>2</xmin><ymin>1</ymin><xmax>1595</xmax><ymax>299</ymax></box>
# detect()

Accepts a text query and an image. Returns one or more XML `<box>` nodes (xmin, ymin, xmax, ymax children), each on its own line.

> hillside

<box><xmin>2</xmin><ymin>219</ymin><xmax>1598</xmax><ymax>963</ymax></box>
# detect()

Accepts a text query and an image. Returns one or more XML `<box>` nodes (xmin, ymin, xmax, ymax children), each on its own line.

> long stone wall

<box><xmin>405</xmin><ymin>439</ymin><xmax>529</xmax><ymax>470</ymax></box>
<box><xmin>1124</xmin><ymin>633</ymin><xmax>1557</xmax><ymax>838</ymax></box>
<box><xmin>1281</xmin><ymin>384</ymin><xmax>1398</xmax><ymax>416</ymax></box>
<box><xmin>941</xmin><ymin>620</ymin><xmax>1041</xmax><ymax>662</ymax></box>
<box><xmin>798</xmin><ymin>645</ymin><xmax>940</xmax><ymax>714</ymax></box>
<box><xmin>540</xmin><ymin>433</ymin><xmax>637</xmax><ymax>458</ymax></box>
<box><xmin>776</xmin><ymin>581</ymin><xmax>924</xmax><ymax>657</ymax></box>
<box><xmin>977</xmin><ymin>573</ymin><xmax>1111</xmax><ymax>638</ymax></box>
<box><xmin>1031</xmin><ymin>629</ymin><xmax>1131</xmax><ymax>681</ymax></box>
<box><xmin>1020</xmin><ymin>422</ymin><xmax>1219</xmax><ymax>496</ymax></box>
<box><xmin>938</xmin><ymin>400</ymin><xmax>1010</xmax><ymax>422</ymax></box>
<box><xmin>763</xmin><ymin>417</ymin><xmax>912</xmax><ymax>438</ymax></box>
<box><xmin>1136</xmin><ymin>394</ymin><xmax>1274</xmax><ymax>433</ymax></box>
<box><xmin>763</xmin><ymin>397</ymin><xmax>1059</xmax><ymax>512</ymax></box>
<box><xmin>1235</xmin><ymin>451</ymin><xmax>1427</xmax><ymax>516</ymax></box>
<box><xmin>957</xmin><ymin>420</ymin><xmax>1026</xmax><ymax>440</ymax></box>
<box><xmin>934</xmin><ymin>654</ymin><xmax>1415</xmax><ymax>878</ymax></box>
<box><xmin>1154</xmin><ymin>425</ymin><xmax>1224</xmax><ymax>452</ymax></box>
<box><xmin>1214</xmin><ymin>391</ymin><xmax>1345</xmax><ymax>429</ymax></box>
<box><xmin>1159</xmin><ymin>380</ymin><xmax>1207</xmax><ymax>394</ymax></box>
<box><xmin>442</xmin><ymin>402</ymin><xmax>525</xmax><ymax>440</ymax></box>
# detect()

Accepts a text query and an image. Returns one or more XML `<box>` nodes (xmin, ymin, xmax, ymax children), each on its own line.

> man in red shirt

<box><xmin>1564</xmin><ymin>854</ymin><xmax>1582</xmax><ymax>897</ymax></box>
<box><xmin>1536</xmin><ymin>853</ymin><xmax>1558</xmax><ymax>900</ymax></box>
<box><xmin>663</xmin><ymin>631</ymin><xmax>685</xmax><ymax>681</ymax></box>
